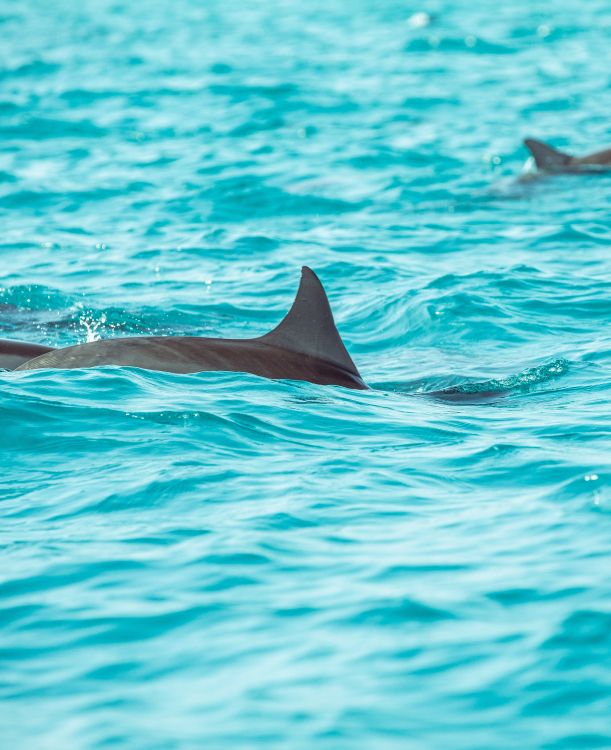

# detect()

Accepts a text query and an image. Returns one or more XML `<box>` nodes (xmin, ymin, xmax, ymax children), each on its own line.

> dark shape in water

<box><xmin>524</xmin><ymin>138</ymin><xmax>611</xmax><ymax>173</ymax></box>
<box><xmin>15</xmin><ymin>267</ymin><xmax>368</xmax><ymax>390</ymax></box>
<box><xmin>427</xmin><ymin>387</ymin><xmax>510</xmax><ymax>404</ymax></box>
<box><xmin>0</xmin><ymin>338</ymin><xmax>54</xmax><ymax>370</ymax></box>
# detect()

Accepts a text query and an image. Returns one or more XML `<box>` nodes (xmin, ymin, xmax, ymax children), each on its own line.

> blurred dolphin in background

<box><xmin>524</xmin><ymin>138</ymin><xmax>611</xmax><ymax>173</ymax></box>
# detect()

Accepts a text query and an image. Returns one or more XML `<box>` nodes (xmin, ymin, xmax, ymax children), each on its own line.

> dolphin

<box><xmin>10</xmin><ymin>270</ymin><xmax>513</xmax><ymax>402</ymax></box>
<box><xmin>524</xmin><ymin>138</ymin><xmax>611</xmax><ymax>173</ymax></box>
<box><xmin>0</xmin><ymin>338</ymin><xmax>55</xmax><ymax>370</ymax></box>
<box><xmin>15</xmin><ymin>267</ymin><xmax>368</xmax><ymax>390</ymax></box>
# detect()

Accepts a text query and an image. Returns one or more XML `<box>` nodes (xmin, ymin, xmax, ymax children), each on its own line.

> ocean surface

<box><xmin>1</xmin><ymin>0</ymin><xmax>610</xmax><ymax>747</ymax></box>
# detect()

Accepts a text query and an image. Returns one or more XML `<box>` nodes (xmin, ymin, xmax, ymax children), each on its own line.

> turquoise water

<box><xmin>2</xmin><ymin>0</ymin><xmax>611</xmax><ymax>747</ymax></box>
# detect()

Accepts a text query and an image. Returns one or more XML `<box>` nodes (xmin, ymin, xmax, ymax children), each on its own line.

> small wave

<box><xmin>0</xmin><ymin>116</ymin><xmax>107</xmax><ymax>140</ymax></box>
<box><xmin>199</xmin><ymin>175</ymin><xmax>363</xmax><ymax>221</ymax></box>
<box><xmin>380</xmin><ymin>359</ymin><xmax>570</xmax><ymax>401</ymax></box>
<box><xmin>405</xmin><ymin>35</ymin><xmax>515</xmax><ymax>54</ymax></box>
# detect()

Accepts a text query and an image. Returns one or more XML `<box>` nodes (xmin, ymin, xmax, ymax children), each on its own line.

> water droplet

<box><xmin>407</xmin><ymin>12</ymin><xmax>430</xmax><ymax>29</ymax></box>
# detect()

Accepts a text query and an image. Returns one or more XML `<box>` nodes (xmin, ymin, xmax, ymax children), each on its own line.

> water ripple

<box><xmin>1</xmin><ymin>0</ymin><xmax>610</xmax><ymax>748</ymax></box>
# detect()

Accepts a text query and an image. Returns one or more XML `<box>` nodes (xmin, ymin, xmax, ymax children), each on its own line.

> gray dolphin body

<box><xmin>0</xmin><ymin>339</ymin><xmax>54</xmax><ymax>370</ymax></box>
<box><xmin>524</xmin><ymin>138</ymin><xmax>611</xmax><ymax>173</ymax></box>
<box><xmin>16</xmin><ymin>267</ymin><xmax>368</xmax><ymax>390</ymax></box>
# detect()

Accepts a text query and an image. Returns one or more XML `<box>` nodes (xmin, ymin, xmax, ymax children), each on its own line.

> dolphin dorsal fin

<box><xmin>259</xmin><ymin>266</ymin><xmax>361</xmax><ymax>377</ymax></box>
<box><xmin>524</xmin><ymin>138</ymin><xmax>572</xmax><ymax>170</ymax></box>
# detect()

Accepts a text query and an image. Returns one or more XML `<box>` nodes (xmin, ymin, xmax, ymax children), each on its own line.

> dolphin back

<box><xmin>14</xmin><ymin>268</ymin><xmax>366</xmax><ymax>389</ymax></box>
<box><xmin>0</xmin><ymin>338</ymin><xmax>54</xmax><ymax>370</ymax></box>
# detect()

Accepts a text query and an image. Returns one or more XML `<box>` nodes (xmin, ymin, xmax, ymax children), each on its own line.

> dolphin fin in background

<box><xmin>523</xmin><ymin>138</ymin><xmax>573</xmax><ymax>171</ymax></box>
<box><xmin>258</xmin><ymin>266</ymin><xmax>362</xmax><ymax>380</ymax></box>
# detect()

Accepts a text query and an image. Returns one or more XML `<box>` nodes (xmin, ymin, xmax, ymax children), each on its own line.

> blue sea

<box><xmin>1</xmin><ymin>1</ymin><xmax>610</xmax><ymax>747</ymax></box>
